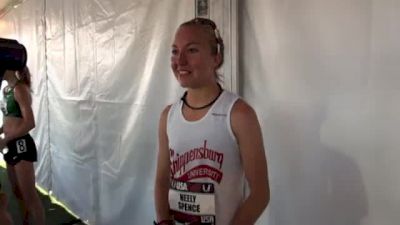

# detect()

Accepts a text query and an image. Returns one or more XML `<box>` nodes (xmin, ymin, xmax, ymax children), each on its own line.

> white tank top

<box><xmin>167</xmin><ymin>90</ymin><xmax>246</xmax><ymax>225</ymax></box>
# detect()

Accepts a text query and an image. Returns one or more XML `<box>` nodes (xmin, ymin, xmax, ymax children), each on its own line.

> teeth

<box><xmin>179</xmin><ymin>70</ymin><xmax>189</xmax><ymax>75</ymax></box>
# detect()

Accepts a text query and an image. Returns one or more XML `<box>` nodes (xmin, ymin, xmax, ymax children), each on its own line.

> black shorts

<box><xmin>4</xmin><ymin>134</ymin><xmax>37</xmax><ymax>166</ymax></box>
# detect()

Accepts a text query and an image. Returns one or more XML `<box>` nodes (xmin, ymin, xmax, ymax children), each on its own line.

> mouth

<box><xmin>178</xmin><ymin>70</ymin><xmax>191</xmax><ymax>75</ymax></box>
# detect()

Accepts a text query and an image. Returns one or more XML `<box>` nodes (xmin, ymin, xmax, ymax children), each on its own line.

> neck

<box><xmin>182</xmin><ymin>83</ymin><xmax>223</xmax><ymax>110</ymax></box>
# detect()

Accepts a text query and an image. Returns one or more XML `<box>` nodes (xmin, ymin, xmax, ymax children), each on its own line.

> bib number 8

<box><xmin>16</xmin><ymin>139</ymin><xmax>27</xmax><ymax>154</ymax></box>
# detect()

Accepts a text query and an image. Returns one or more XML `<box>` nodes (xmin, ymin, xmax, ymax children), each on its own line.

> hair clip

<box><xmin>214</xmin><ymin>29</ymin><xmax>221</xmax><ymax>40</ymax></box>
<box><xmin>15</xmin><ymin>71</ymin><xmax>21</xmax><ymax>80</ymax></box>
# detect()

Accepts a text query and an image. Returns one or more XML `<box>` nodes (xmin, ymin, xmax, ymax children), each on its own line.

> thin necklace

<box><xmin>181</xmin><ymin>84</ymin><xmax>223</xmax><ymax>110</ymax></box>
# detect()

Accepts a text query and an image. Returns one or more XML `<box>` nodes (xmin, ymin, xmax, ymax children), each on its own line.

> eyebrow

<box><xmin>172</xmin><ymin>42</ymin><xmax>201</xmax><ymax>48</ymax></box>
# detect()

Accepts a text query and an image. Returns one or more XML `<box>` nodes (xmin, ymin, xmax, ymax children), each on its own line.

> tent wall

<box><xmin>240</xmin><ymin>0</ymin><xmax>400</xmax><ymax>225</ymax></box>
<box><xmin>1</xmin><ymin>0</ymin><xmax>400</xmax><ymax>225</ymax></box>
<box><xmin>1</xmin><ymin>0</ymin><xmax>235</xmax><ymax>224</ymax></box>
<box><xmin>0</xmin><ymin>0</ymin><xmax>50</xmax><ymax>189</ymax></box>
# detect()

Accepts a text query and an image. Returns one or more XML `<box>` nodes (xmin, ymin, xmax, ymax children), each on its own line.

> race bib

<box><xmin>16</xmin><ymin>139</ymin><xmax>27</xmax><ymax>154</ymax></box>
<box><xmin>169</xmin><ymin>179</ymin><xmax>216</xmax><ymax>225</ymax></box>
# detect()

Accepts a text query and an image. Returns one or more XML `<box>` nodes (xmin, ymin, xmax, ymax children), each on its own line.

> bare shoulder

<box><xmin>231</xmin><ymin>98</ymin><xmax>262</xmax><ymax>139</ymax></box>
<box><xmin>14</xmin><ymin>83</ymin><xmax>30</xmax><ymax>94</ymax></box>
<box><xmin>159</xmin><ymin>104</ymin><xmax>173</xmax><ymax>129</ymax></box>
<box><xmin>160</xmin><ymin>104</ymin><xmax>172</xmax><ymax>119</ymax></box>
<box><xmin>13</xmin><ymin>83</ymin><xmax>32</xmax><ymax>104</ymax></box>
<box><xmin>231</xmin><ymin>99</ymin><xmax>258</xmax><ymax>123</ymax></box>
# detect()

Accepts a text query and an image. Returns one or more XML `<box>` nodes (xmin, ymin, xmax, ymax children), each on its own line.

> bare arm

<box><xmin>0</xmin><ymin>126</ymin><xmax>3</xmax><ymax>149</ymax></box>
<box><xmin>154</xmin><ymin>105</ymin><xmax>173</xmax><ymax>222</ymax></box>
<box><xmin>3</xmin><ymin>84</ymin><xmax>35</xmax><ymax>142</ymax></box>
<box><xmin>230</xmin><ymin>99</ymin><xmax>270</xmax><ymax>225</ymax></box>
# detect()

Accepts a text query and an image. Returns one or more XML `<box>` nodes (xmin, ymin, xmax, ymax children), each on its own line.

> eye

<box><xmin>171</xmin><ymin>48</ymin><xmax>178</xmax><ymax>56</ymax></box>
<box><xmin>188</xmin><ymin>47</ymin><xmax>199</xmax><ymax>53</ymax></box>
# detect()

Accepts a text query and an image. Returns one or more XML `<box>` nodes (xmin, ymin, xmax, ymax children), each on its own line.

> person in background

<box><xmin>154</xmin><ymin>18</ymin><xmax>269</xmax><ymax>225</ymax></box>
<box><xmin>0</xmin><ymin>67</ymin><xmax>45</xmax><ymax>225</ymax></box>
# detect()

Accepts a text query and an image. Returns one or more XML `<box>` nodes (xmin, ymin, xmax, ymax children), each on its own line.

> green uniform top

<box><xmin>1</xmin><ymin>84</ymin><xmax>23</xmax><ymax>118</ymax></box>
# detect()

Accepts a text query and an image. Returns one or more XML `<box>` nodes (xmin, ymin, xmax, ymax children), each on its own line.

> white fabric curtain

<box><xmin>44</xmin><ymin>1</ymin><xmax>192</xmax><ymax>223</ymax></box>
<box><xmin>0</xmin><ymin>0</ymin><xmax>233</xmax><ymax>224</ymax></box>
<box><xmin>1</xmin><ymin>0</ymin><xmax>194</xmax><ymax>224</ymax></box>
<box><xmin>2</xmin><ymin>0</ymin><xmax>400</xmax><ymax>225</ymax></box>
<box><xmin>0</xmin><ymin>0</ymin><xmax>49</xmax><ymax>188</ymax></box>
<box><xmin>241</xmin><ymin>0</ymin><xmax>400</xmax><ymax>225</ymax></box>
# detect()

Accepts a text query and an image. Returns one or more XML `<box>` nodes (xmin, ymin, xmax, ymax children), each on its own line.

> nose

<box><xmin>177</xmin><ymin>52</ymin><xmax>187</xmax><ymax>65</ymax></box>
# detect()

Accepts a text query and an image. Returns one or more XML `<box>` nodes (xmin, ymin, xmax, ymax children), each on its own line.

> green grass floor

<box><xmin>0</xmin><ymin>165</ymin><xmax>86</xmax><ymax>225</ymax></box>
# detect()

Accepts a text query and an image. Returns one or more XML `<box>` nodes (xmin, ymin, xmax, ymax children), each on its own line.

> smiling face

<box><xmin>171</xmin><ymin>25</ymin><xmax>221</xmax><ymax>89</ymax></box>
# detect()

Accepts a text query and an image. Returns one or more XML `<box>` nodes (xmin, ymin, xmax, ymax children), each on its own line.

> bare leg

<box><xmin>0</xmin><ymin>193</ymin><xmax>13</xmax><ymax>225</ymax></box>
<box><xmin>14</xmin><ymin>161</ymin><xmax>45</xmax><ymax>225</ymax></box>
<box><xmin>7</xmin><ymin>164</ymin><xmax>28</xmax><ymax>224</ymax></box>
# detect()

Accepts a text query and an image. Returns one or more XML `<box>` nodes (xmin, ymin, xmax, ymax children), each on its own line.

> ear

<box><xmin>214</xmin><ymin>52</ymin><xmax>222</xmax><ymax>68</ymax></box>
